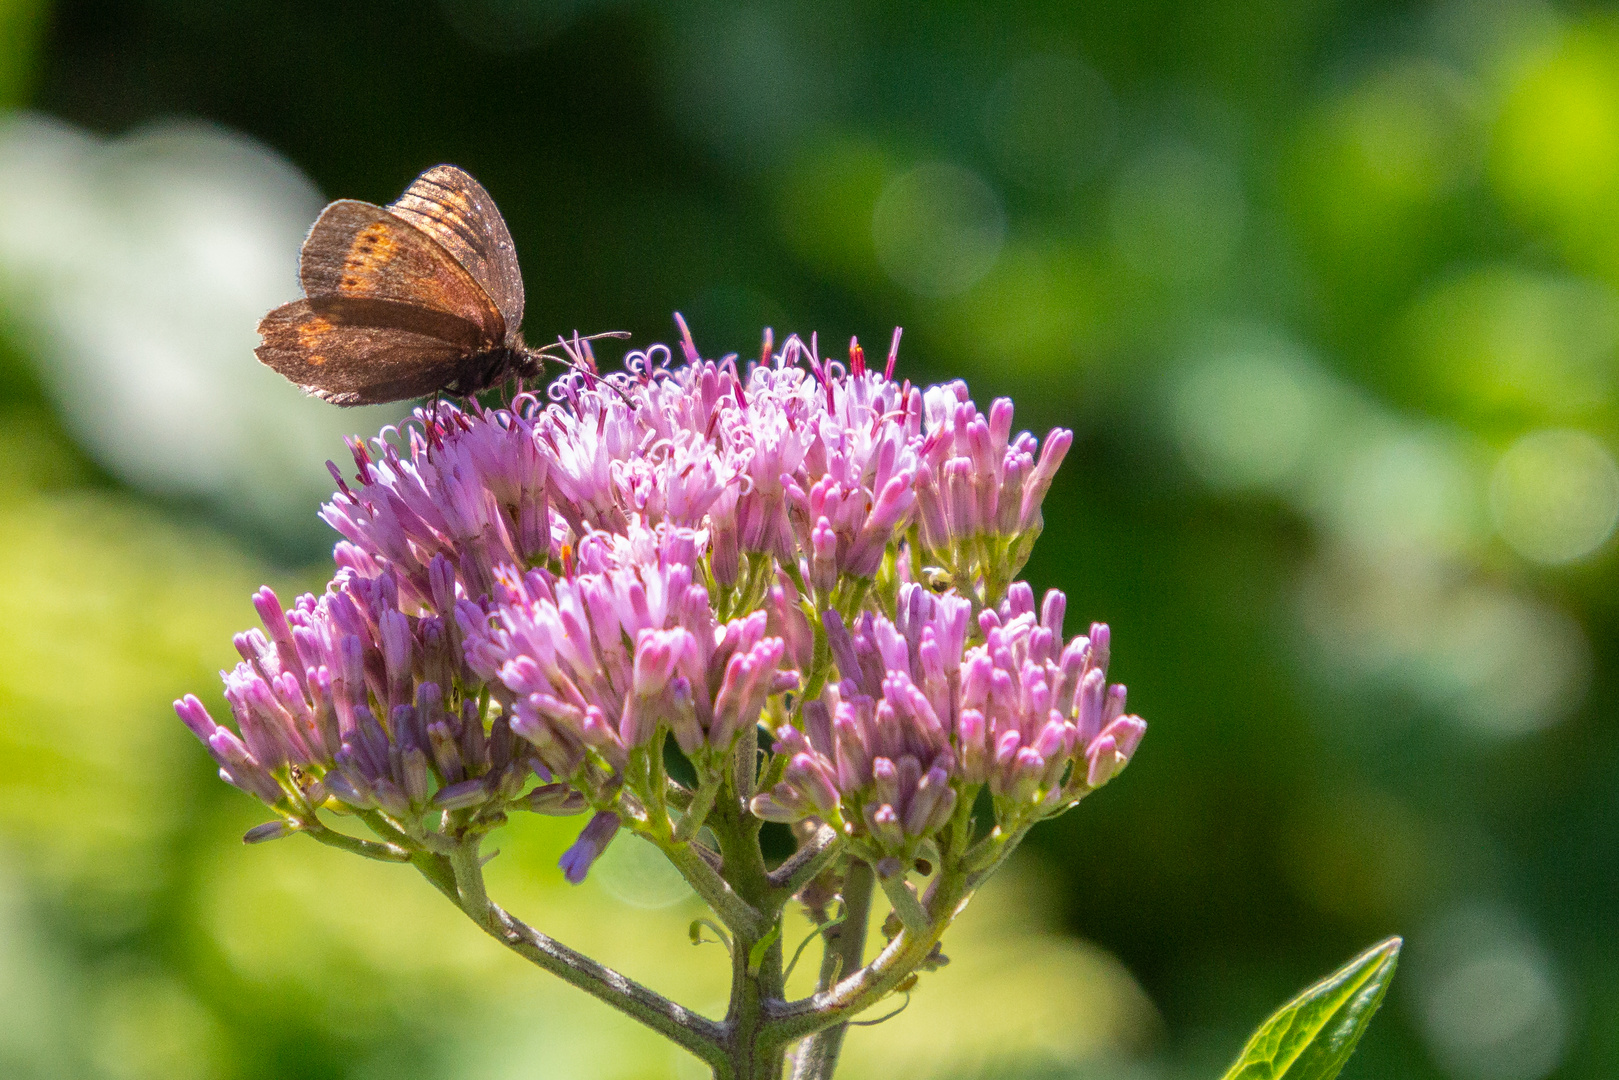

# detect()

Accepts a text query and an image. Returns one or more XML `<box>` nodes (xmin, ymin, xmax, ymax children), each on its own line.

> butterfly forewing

<box><xmin>386</xmin><ymin>165</ymin><xmax>525</xmax><ymax>334</ymax></box>
<box><xmin>256</xmin><ymin>299</ymin><xmax>472</xmax><ymax>406</ymax></box>
<box><xmin>298</xmin><ymin>199</ymin><xmax>506</xmax><ymax>342</ymax></box>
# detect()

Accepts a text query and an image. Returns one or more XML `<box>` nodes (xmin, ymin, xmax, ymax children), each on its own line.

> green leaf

<box><xmin>747</xmin><ymin>923</ymin><xmax>782</xmax><ymax>976</ymax></box>
<box><xmin>1220</xmin><ymin>936</ymin><xmax>1402</xmax><ymax>1080</ymax></box>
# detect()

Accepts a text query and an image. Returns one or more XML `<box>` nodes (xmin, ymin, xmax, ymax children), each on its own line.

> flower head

<box><xmin>461</xmin><ymin>521</ymin><xmax>798</xmax><ymax>811</ymax></box>
<box><xmin>913</xmin><ymin>384</ymin><xmax>1072</xmax><ymax>608</ymax></box>
<box><xmin>183</xmin><ymin>319</ymin><xmax>1130</xmax><ymax>885</ymax></box>
<box><xmin>322</xmin><ymin>402</ymin><xmax>553</xmax><ymax>609</ymax></box>
<box><xmin>789</xmin><ymin>352</ymin><xmax>922</xmax><ymax>598</ymax></box>
<box><xmin>959</xmin><ymin>584</ymin><xmax>1146</xmax><ymax>826</ymax></box>
<box><xmin>752</xmin><ymin>584</ymin><xmax>968</xmax><ymax>859</ymax></box>
<box><xmin>176</xmin><ymin>571</ymin><xmax>549</xmax><ymax>830</ymax></box>
<box><xmin>541</xmin><ymin>355</ymin><xmax>735</xmax><ymax>536</ymax></box>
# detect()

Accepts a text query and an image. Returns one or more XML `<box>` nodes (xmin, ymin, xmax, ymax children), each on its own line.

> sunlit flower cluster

<box><xmin>179</xmin><ymin>326</ymin><xmax>1141</xmax><ymax>882</ymax></box>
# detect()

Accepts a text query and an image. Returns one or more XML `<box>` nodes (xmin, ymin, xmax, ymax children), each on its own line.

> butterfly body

<box><xmin>257</xmin><ymin>165</ymin><xmax>539</xmax><ymax>406</ymax></box>
<box><xmin>440</xmin><ymin>340</ymin><xmax>540</xmax><ymax>396</ymax></box>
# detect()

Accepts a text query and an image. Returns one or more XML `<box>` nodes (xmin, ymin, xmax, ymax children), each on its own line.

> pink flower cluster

<box><xmin>458</xmin><ymin>523</ymin><xmax>799</xmax><ymax>806</ymax></box>
<box><xmin>752</xmin><ymin>583</ymin><xmax>1145</xmax><ymax>861</ymax></box>
<box><xmin>178</xmin><ymin>325</ymin><xmax>1141</xmax><ymax>880</ymax></box>
<box><xmin>176</xmin><ymin>566</ymin><xmax>556</xmax><ymax>829</ymax></box>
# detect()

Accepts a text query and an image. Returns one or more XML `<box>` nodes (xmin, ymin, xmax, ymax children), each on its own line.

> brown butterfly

<box><xmin>256</xmin><ymin>164</ymin><xmax>543</xmax><ymax>406</ymax></box>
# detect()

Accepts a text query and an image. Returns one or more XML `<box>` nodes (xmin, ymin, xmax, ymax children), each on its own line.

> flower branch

<box><xmin>769</xmin><ymin>868</ymin><xmax>970</xmax><ymax>1042</ymax></box>
<box><xmin>299</xmin><ymin>818</ymin><xmax>414</xmax><ymax>863</ymax></box>
<box><xmin>657</xmin><ymin>833</ymin><xmax>772</xmax><ymax>939</ymax></box>
<box><xmin>444</xmin><ymin>832</ymin><xmax>727</xmax><ymax>1063</ymax></box>
<box><xmin>766</xmin><ymin>822</ymin><xmax>842</xmax><ymax>897</ymax></box>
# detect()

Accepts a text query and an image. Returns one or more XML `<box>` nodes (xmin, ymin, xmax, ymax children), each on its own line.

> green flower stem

<box><xmin>436</xmin><ymin>834</ymin><xmax>727</xmax><ymax>1067</ymax></box>
<box><xmin>788</xmin><ymin>856</ymin><xmax>875</xmax><ymax>1080</ymax></box>
<box><xmin>675</xmin><ymin>774</ymin><xmax>723</xmax><ymax>843</ymax></box>
<box><xmin>771</xmin><ymin>865</ymin><xmax>969</xmax><ymax>1044</ymax></box>
<box><xmin>648</xmin><ymin>734</ymin><xmax>672</xmax><ymax>830</ymax></box>
<box><xmin>301</xmin><ymin>819</ymin><xmax>413</xmax><ymax>862</ymax></box>
<box><xmin>719</xmin><ymin>911</ymin><xmax>788</xmax><ymax>1080</ymax></box>
<box><xmin>355</xmin><ymin>808</ymin><xmax>416</xmax><ymax>849</ymax></box>
<box><xmin>664</xmin><ymin>778</ymin><xmax>696</xmax><ymax>813</ymax></box>
<box><xmin>705</xmin><ymin>783</ymin><xmax>789</xmax><ymax>1080</ymax></box>
<box><xmin>756</xmin><ymin>739</ymin><xmax>789</xmax><ymax>794</ymax></box>
<box><xmin>659</xmin><ymin>835</ymin><xmax>770</xmax><ymax>940</ymax></box>
<box><xmin>795</xmin><ymin>612</ymin><xmax>834</xmax><ymax>713</ymax></box>
<box><xmin>961</xmin><ymin>821</ymin><xmax>1033</xmax><ymax>887</ymax></box>
<box><xmin>943</xmin><ymin>786</ymin><xmax>976</xmax><ymax>862</ymax></box>
<box><xmin>734</xmin><ymin>722</ymin><xmax>759</xmax><ymax>801</ymax></box>
<box><xmin>766</xmin><ymin>823</ymin><xmax>843</xmax><ymax>899</ymax></box>
<box><xmin>449</xmin><ymin>838</ymin><xmax>490</xmax><ymax>914</ymax></box>
<box><xmin>877</xmin><ymin>872</ymin><xmax>929</xmax><ymax>938</ymax></box>
<box><xmin>711</xmin><ymin>779</ymin><xmax>773</xmax><ymax>902</ymax></box>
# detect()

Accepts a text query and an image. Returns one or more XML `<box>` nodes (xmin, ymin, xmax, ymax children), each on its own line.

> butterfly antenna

<box><xmin>568</xmin><ymin>329</ymin><xmax>599</xmax><ymax>374</ymax></box>
<box><xmin>550</xmin><ymin>332</ymin><xmax>635</xmax><ymax>408</ymax></box>
<box><xmin>531</xmin><ymin>329</ymin><xmax>630</xmax><ymax>357</ymax></box>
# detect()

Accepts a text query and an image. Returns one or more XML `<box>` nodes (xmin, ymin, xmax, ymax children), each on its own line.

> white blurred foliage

<box><xmin>1413</xmin><ymin>903</ymin><xmax>1570</xmax><ymax>1080</ymax></box>
<box><xmin>0</xmin><ymin>113</ymin><xmax>400</xmax><ymax>547</ymax></box>
<box><xmin>1171</xmin><ymin>327</ymin><xmax>1592</xmax><ymax>738</ymax></box>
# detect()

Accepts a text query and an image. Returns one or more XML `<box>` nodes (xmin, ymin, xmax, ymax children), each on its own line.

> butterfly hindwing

<box><xmin>255</xmin><ymin>299</ymin><xmax>473</xmax><ymax>406</ymax></box>
<box><xmin>297</xmin><ymin>199</ymin><xmax>506</xmax><ymax>343</ymax></box>
<box><xmin>387</xmin><ymin>165</ymin><xmax>526</xmax><ymax>333</ymax></box>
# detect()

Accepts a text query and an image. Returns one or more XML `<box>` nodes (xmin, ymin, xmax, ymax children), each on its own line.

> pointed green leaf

<box><xmin>1220</xmin><ymin>936</ymin><xmax>1402</xmax><ymax>1080</ymax></box>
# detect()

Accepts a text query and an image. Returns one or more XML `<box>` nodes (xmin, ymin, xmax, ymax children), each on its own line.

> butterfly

<box><xmin>256</xmin><ymin>164</ymin><xmax>545</xmax><ymax>406</ymax></box>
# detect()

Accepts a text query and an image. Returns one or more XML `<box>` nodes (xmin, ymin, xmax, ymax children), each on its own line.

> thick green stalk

<box><xmin>708</xmin><ymin>775</ymin><xmax>790</xmax><ymax>1080</ymax></box>
<box><xmin>719</xmin><ymin>912</ymin><xmax>788</xmax><ymax>1080</ymax></box>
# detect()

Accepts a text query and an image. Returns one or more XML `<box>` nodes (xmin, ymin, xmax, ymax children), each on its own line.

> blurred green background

<box><xmin>0</xmin><ymin>0</ymin><xmax>1614</xmax><ymax>1078</ymax></box>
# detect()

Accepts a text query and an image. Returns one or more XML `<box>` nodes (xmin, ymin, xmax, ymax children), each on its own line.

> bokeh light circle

<box><xmin>590</xmin><ymin>833</ymin><xmax>694</xmax><ymax>910</ymax></box>
<box><xmin>872</xmin><ymin>162</ymin><xmax>1005</xmax><ymax>298</ymax></box>
<box><xmin>1417</xmin><ymin>905</ymin><xmax>1569</xmax><ymax>1080</ymax></box>
<box><xmin>1489</xmin><ymin>428</ymin><xmax>1619</xmax><ymax>563</ymax></box>
<box><xmin>1109</xmin><ymin>144</ymin><xmax>1244</xmax><ymax>281</ymax></box>
<box><xmin>1170</xmin><ymin>338</ymin><xmax>1323</xmax><ymax>491</ymax></box>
